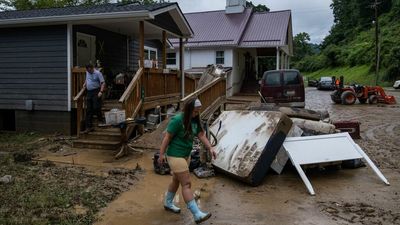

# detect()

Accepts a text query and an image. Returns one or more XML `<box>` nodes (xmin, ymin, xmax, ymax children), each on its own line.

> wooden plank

<box><xmin>181</xmin><ymin>77</ymin><xmax>225</xmax><ymax>102</ymax></box>
<box><xmin>119</xmin><ymin>67</ymin><xmax>143</xmax><ymax>103</ymax></box>
<box><xmin>143</xmin><ymin>96</ymin><xmax>181</xmax><ymax>110</ymax></box>
<box><xmin>162</xmin><ymin>30</ymin><xmax>167</xmax><ymax>69</ymax></box>
<box><xmin>144</xmin><ymin>93</ymin><xmax>180</xmax><ymax>102</ymax></box>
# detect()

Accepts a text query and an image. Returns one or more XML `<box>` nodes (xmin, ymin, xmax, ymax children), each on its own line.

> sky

<box><xmin>172</xmin><ymin>0</ymin><xmax>334</xmax><ymax>44</ymax></box>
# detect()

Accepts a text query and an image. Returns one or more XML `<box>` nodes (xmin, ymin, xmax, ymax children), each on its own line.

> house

<box><xmin>0</xmin><ymin>2</ymin><xmax>193</xmax><ymax>134</ymax></box>
<box><xmin>167</xmin><ymin>0</ymin><xmax>293</xmax><ymax>96</ymax></box>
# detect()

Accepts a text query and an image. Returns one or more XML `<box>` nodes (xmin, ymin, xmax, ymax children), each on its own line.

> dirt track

<box><xmin>90</xmin><ymin>88</ymin><xmax>400</xmax><ymax>225</ymax></box>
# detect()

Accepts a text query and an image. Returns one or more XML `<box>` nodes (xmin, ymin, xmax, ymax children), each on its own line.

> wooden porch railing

<box><xmin>71</xmin><ymin>68</ymin><xmax>87</xmax><ymax>137</ymax></box>
<box><xmin>185</xmin><ymin>75</ymin><xmax>197</xmax><ymax>95</ymax></box>
<box><xmin>71</xmin><ymin>68</ymin><xmax>86</xmax><ymax>102</ymax></box>
<box><xmin>142</xmin><ymin>68</ymin><xmax>180</xmax><ymax>99</ymax></box>
<box><xmin>181</xmin><ymin>77</ymin><xmax>227</xmax><ymax>119</ymax></box>
<box><xmin>119</xmin><ymin>67</ymin><xmax>144</xmax><ymax>119</ymax></box>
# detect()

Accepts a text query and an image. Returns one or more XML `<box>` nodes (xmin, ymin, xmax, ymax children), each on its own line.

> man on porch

<box><xmin>82</xmin><ymin>64</ymin><xmax>106</xmax><ymax>134</ymax></box>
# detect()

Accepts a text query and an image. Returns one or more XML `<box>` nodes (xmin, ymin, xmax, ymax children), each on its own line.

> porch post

<box><xmin>288</xmin><ymin>56</ymin><xmax>290</xmax><ymax>69</ymax></box>
<box><xmin>67</xmin><ymin>23</ymin><xmax>72</xmax><ymax>112</ymax></box>
<box><xmin>162</xmin><ymin>30</ymin><xmax>167</xmax><ymax>69</ymax></box>
<box><xmin>276</xmin><ymin>46</ymin><xmax>280</xmax><ymax>70</ymax></box>
<box><xmin>180</xmin><ymin>38</ymin><xmax>184</xmax><ymax>98</ymax></box>
<box><xmin>139</xmin><ymin>21</ymin><xmax>144</xmax><ymax>68</ymax></box>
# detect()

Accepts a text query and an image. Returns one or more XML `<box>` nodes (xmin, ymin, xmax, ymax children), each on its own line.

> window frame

<box><xmin>166</xmin><ymin>52</ymin><xmax>176</xmax><ymax>65</ymax></box>
<box><xmin>215</xmin><ymin>50</ymin><xmax>225</xmax><ymax>65</ymax></box>
<box><xmin>144</xmin><ymin>46</ymin><xmax>158</xmax><ymax>61</ymax></box>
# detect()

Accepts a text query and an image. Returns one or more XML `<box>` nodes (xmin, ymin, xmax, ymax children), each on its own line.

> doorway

<box><xmin>76</xmin><ymin>32</ymin><xmax>96</xmax><ymax>67</ymax></box>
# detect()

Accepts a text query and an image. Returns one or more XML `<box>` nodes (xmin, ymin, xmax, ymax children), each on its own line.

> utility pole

<box><xmin>371</xmin><ymin>0</ymin><xmax>381</xmax><ymax>86</ymax></box>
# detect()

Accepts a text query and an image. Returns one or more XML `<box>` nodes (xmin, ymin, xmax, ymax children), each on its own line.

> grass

<box><xmin>0</xmin><ymin>132</ymin><xmax>137</xmax><ymax>225</ymax></box>
<box><xmin>304</xmin><ymin>65</ymin><xmax>393</xmax><ymax>87</ymax></box>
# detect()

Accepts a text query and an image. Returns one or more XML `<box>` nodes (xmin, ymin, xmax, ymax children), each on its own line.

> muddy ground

<box><xmin>92</xmin><ymin>88</ymin><xmax>400</xmax><ymax>225</ymax></box>
<box><xmin>2</xmin><ymin>88</ymin><xmax>399</xmax><ymax>225</ymax></box>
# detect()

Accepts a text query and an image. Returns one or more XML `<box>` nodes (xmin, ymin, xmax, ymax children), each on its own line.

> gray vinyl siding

<box><xmin>0</xmin><ymin>25</ymin><xmax>68</xmax><ymax>111</ymax></box>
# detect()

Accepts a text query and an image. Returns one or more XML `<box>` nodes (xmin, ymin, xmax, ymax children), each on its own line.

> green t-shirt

<box><xmin>166</xmin><ymin>113</ymin><xmax>201</xmax><ymax>157</ymax></box>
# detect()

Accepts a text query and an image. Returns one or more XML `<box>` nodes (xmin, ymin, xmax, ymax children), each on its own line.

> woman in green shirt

<box><xmin>158</xmin><ymin>98</ymin><xmax>216</xmax><ymax>224</ymax></box>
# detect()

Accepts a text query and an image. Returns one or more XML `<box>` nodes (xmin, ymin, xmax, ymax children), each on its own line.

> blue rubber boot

<box><xmin>164</xmin><ymin>191</ymin><xmax>181</xmax><ymax>213</ymax></box>
<box><xmin>187</xmin><ymin>199</ymin><xmax>211</xmax><ymax>224</ymax></box>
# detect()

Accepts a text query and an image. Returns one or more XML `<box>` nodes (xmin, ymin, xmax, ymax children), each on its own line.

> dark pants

<box><xmin>85</xmin><ymin>88</ymin><xmax>102</xmax><ymax>129</ymax></box>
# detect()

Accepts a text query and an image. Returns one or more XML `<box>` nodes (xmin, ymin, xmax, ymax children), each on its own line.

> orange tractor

<box><xmin>330</xmin><ymin>76</ymin><xmax>396</xmax><ymax>105</ymax></box>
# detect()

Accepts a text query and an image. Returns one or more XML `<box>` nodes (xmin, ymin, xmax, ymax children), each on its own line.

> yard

<box><xmin>1</xmin><ymin>88</ymin><xmax>399</xmax><ymax>225</ymax></box>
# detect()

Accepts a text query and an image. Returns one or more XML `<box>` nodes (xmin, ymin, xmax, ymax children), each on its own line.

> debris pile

<box><xmin>208</xmin><ymin>107</ymin><xmax>389</xmax><ymax>195</ymax></box>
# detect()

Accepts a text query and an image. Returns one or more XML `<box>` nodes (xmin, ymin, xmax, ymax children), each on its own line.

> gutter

<box><xmin>0</xmin><ymin>10</ymin><xmax>152</xmax><ymax>26</ymax></box>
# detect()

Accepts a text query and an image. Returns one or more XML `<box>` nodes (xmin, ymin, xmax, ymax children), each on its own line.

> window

<box><xmin>216</xmin><ymin>51</ymin><xmax>225</xmax><ymax>64</ymax></box>
<box><xmin>283</xmin><ymin>71</ymin><xmax>300</xmax><ymax>85</ymax></box>
<box><xmin>144</xmin><ymin>46</ymin><xmax>158</xmax><ymax>60</ymax></box>
<box><xmin>166</xmin><ymin>53</ymin><xmax>176</xmax><ymax>65</ymax></box>
<box><xmin>264</xmin><ymin>72</ymin><xmax>281</xmax><ymax>86</ymax></box>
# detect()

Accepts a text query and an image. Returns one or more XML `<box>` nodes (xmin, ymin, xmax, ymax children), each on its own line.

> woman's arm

<box><xmin>158</xmin><ymin>132</ymin><xmax>173</xmax><ymax>164</ymax></box>
<box><xmin>197</xmin><ymin>131</ymin><xmax>217</xmax><ymax>160</ymax></box>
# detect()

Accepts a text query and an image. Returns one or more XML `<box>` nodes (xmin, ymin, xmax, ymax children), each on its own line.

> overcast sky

<box><xmin>172</xmin><ymin>0</ymin><xmax>334</xmax><ymax>44</ymax></box>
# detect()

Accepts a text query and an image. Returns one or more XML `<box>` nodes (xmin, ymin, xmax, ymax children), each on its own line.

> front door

<box><xmin>76</xmin><ymin>32</ymin><xmax>96</xmax><ymax>66</ymax></box>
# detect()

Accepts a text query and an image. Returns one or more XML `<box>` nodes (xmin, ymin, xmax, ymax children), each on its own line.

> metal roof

<box><xmin>0</xmin><ymin>2</ymin><xmax>173</xmax><ymax>20</ymax></box>
<box><xmin>239</xmin><ymin>10</ymin><xmax>291</xmax><ymax>47</ymax></box>
<box><xmin>170</xmin><ymin>9</ymin><xmax>291</xmax><ymax>49</ymax></box>
<box><xmin>171</xmin><ymin>8</ymin><xmax>252</xmax><ymax>48</ymax></box>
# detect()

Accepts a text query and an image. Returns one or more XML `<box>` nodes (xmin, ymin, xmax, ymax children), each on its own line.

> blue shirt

<box><xmin>86</xmin><ymin>69</ymin><xmax>105</xmax><ymax>91</ymax></box>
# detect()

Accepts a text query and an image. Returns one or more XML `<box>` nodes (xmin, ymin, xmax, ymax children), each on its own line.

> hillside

<box><xmin>294</xmin><ymin>0</ymin><xmax>400</xmax><ymax>85</ymax></box>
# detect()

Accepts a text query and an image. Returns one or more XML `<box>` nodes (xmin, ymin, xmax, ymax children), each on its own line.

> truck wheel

<box><xmin>331</xmin><ymin>90</ymin><xmax>342</xmax><ymax>104</ymax></box>
<box><xmin>358</xmin><ymin>98</ymin><xmax>367</xmax><ymax>104</ymax></box>
<box><xmin>369</xmin><ymin>95</ymin><xmax>378</xmax><ymax>104</ymax></box>
<box><xmin>341</xmin><ymin>91</ymin><xmax>356</xmax><ymax>105</ymax></box>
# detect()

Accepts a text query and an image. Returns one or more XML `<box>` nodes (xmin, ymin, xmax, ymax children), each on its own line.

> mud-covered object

<box><xmin>153</xmin><ymin>152</ymin><xmax>171</xmax><ymax>175</ymax></box>
<box><xmin>153</xmin><ymin>151</ymin><xmax>201</xmax><ymax>175</ymax></box>
<box><xmin>210</xmin><ymin>111</ymin><xmax>292</xmax><ymax>186</ymax></box>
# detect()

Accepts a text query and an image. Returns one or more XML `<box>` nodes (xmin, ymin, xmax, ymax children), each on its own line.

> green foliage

<box><xmin>305</xmin><ymin>65</ymin><xmax>376</xmax><ymax>86</ymax></box>
<box><xmin>293</xmin><ymin>32</ymin><xmax>313</xmax><ymax>61</ymax></box>
<box><xmin>384</xmin><ymin>46</ymin><xmax>400</xmax><ymax>81</ymax></box>
<box><xmin>297</xmin><ymin>0</ymin><xmax>400</xmax><ymax>84</ymax></box>
<box><xmin>246</xmin><ymin>1</ymin><xmax>269</xmax><ymax>12</ymax></box>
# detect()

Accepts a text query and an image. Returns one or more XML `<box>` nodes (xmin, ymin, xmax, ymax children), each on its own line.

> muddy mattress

<box><xmin>210</xmin><ymin>110</ymin><xmax>292</xmax><ymax>186</ymax></box>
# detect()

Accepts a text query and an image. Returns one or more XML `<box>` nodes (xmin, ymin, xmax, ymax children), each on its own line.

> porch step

<box><xmin>72</xmin><ymin>139</ymin><xmax>121</xmax><ymax>150</ymax></box>
<box><xmin>102</xmin><ymin>100</ymin><xmax>122</xmax><ymax>111</ymax></box>
<box><xmin>95</xmin><ymin>127</ymin><xmax>121</xmax><ymax>133</ymax></box>
<box><xmin>81</xmin><ymin>131</ymin><xmax>121</xmax><ymax>142</ymax></box>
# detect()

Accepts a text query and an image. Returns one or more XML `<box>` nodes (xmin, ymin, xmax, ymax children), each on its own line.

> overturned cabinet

<box><xmin>210</xmin><ymin>111</ymin><xmax>292</xmax><ymax>186</ymax></box>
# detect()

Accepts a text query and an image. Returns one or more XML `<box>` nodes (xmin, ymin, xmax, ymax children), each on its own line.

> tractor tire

<box><xmin>358</xmin><ymin>98</ymin><xmax>367</xmax><ymax>104</ymax></box>
<box><xmin>341</xmin><ymin>91</ymin><xmax>356</xmax><ymax>105</ymax></box>
<box><xmin>369</xmin><ymin>95</ymin><xmax>378</xmax><ymax>104</ymax></box>
<box><xmin>331</xmin><ymin>90</ymin><xmax>342</xmax><ymax>104</ymax></box>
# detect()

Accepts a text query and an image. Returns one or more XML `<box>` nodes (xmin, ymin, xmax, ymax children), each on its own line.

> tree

<box><xmin>293</xmin><ymin>32</ymin><xmax>314</xmax><ymax>61</ymax></box>
<box><xmin>246</xmin><ymin>1</ymin><xmax>269</xmax><ymax>12</ymax></box>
